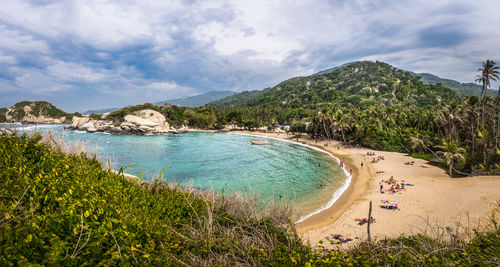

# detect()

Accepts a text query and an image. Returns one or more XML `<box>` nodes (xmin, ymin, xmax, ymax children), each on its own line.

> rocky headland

<box><xmin>1</xmin><ymin>101</ymin><xmax>67</xmax><ymax>124</ymax></box>
<box><xmin>69</xmin><ymin>109</ymin><xmax>187</xmax><ymax>135</ymax></box>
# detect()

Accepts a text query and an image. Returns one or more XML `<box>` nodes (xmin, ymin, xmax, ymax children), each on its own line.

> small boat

<box><xmin>250</xmin><ymin>140</ymin><xmax>272</xmax><ymax>145</ymax></box>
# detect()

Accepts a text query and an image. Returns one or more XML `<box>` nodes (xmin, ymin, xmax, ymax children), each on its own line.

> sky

<box><xmin>0</xmin><ymin>0</ymin><xmax>499</xmax><ymax>112</ymax></box>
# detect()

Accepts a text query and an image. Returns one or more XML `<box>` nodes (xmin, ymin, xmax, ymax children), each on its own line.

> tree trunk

<box><xmin>367</xmin><ymin>200</ymin><xmax>372</xmax><ymax>243</ymax></box>
<box><xmin>471</xmin><ymin>123</ymin><xmax>475</xmax><ymax>155</ymax></box>
<box><xmin>481</xmin><ymin>83</ymin><xmax>487</xmax><ymax>128</ymax></box>
<box><xmin>449</xmin><ymin>162</ymin><xmax>453</xmax><ymax>177</ymax></box>
<box><xmin>323</xmin><ymin>120</ymin><xmax>330</xmax><ymax>139</ymax></box>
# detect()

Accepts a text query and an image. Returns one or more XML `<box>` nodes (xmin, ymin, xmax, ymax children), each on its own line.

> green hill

<box><xmin>209</xmin><ymin>89</ymin><xmax>265</xmax><ymax>107</ymax></box>
<box><xmin>83</xmin><ymin>107</ymin><xmax>121</xmax><ymax>115</ymax></box>
<box><xmin>412</xmin><ymin>72</ymin><xmax>496</xmax><ymax>96</ymax></box>
<box><xmin>155</xmin><ymin>90</ymin><xmax>234</xmax><ymax>107</ymax></box>
<box><xmin>209</xmin><ymin>61</ymin><xmax>457</xmax><ymax>109</ymax></box>
<box><xmin>0</xmin><ymin>101</ymin><xmax>70</xmax><ymax>123</ymax></box>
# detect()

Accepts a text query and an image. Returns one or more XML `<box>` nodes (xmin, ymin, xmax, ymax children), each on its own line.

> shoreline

<box><xmin>222</xmin><ymin>130</ymin><xmax>367</xmax><ymax>232</ymax></box>
<box><xmin>228</xmin><ymin>132</ymin><xmax>353</xmax><ymax>224</ymax></box>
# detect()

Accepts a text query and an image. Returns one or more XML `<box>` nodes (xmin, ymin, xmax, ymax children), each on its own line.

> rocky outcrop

<box><xmin>69</xmin><ymin>109</ymin><xmax>186</xmax><ymax>135</ymax></box>
<box><xmin>3</xmin><ymin>101</ymin><xmax>68</xmax><ymax>124</ymax></box>
<box><xmin>72</xmin><ymin>116</ymin><xmax>89</xmax><ymax>128</ymax></box>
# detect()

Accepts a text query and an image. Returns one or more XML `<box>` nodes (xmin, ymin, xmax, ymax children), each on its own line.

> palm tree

<box><xmin>410</xmin><ymin>135</ymin><xmax>428</xmax><ymax>154</ymax></box>
<box><xmin>437</xmin><ymin>139</ymin><xmax>466</xmax><ymax>176</ymax></box>
<box><xmin>475</xmin><ymin>60</ymin><xmax>500</xmax><ymax>126</ymax></box>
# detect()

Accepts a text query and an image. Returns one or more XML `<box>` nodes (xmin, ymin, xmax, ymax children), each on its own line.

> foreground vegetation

<box><xmin>1</xmin><ymin>131</ymin><xmax>499</xmax><ymax>265</ymax></box>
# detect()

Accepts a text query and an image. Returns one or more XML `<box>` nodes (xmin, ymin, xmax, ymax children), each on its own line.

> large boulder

<box><xmin>79</xmin><ymin>121</ymin><xmax>95</xmax><ymax>131</ymax></box>
<box><xmin>94</xmin><ymin>120</ymin><xmax>114</xmax><ymax>131</ymax></box>
<box><xmin>124</xmin><ymin>109</ymin><xmax>167</xmax><ymax>128</ymax></box>
<box><xmin>72</xmin><ymin>116</ymin><xmax>90</xmax><ymax>128</ymax></box>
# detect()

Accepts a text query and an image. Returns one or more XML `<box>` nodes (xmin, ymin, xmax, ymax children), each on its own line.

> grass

<box><xmin>410</xmin><ymin>152</ymin><xmax>435</xmax><ymax>160</ymax></box>
<box><xmin>0</xmin><ymin>130</ymin><xmax>499</xmax><ymax>266</ymax></box>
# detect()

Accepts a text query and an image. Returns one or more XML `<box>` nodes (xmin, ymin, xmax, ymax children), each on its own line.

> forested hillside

<box><xmin>210</xmin><ymin>61</ymin><xmax>457</xmax><ymax>108</ymax></box>
<box><xmin>414</xmin><ymin>72</ymin><xmax>496</xmax><ymax>96</ymax></box>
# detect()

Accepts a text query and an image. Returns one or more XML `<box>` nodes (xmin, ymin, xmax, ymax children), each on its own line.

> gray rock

<box><xmin>79</xmin><ymin>121</ymin><xmax>95</xmax><ymax>131</ymax></box>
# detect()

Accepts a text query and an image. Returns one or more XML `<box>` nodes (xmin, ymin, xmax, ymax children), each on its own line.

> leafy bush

<box><xmin>0</xmin><ymin>108</ymin><xmax>7</xmax><ymax>122</ymax></box>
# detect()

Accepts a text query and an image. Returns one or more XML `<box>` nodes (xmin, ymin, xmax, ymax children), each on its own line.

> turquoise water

<box><xmin>2</xmin><ymin>123</ymin><xmax>348</xmax><ymax>219</ymax></box>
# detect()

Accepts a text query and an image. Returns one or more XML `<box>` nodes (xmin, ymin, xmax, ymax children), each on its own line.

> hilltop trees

<box><xmin>475</xmin><ymin>60</ymin><xmax>500</xmax><ymax>126</ymax></box>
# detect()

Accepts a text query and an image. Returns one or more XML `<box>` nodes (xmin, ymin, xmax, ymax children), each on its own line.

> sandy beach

<box><xmin>217</xmin><ymin>129</ymin><xmax>500</xmax><ymax>248</ymax></box>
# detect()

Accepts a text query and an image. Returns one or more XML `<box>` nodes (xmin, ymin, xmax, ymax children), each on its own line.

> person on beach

<box><xmin>361</xmin><ymin>162</ymin><xmax>364</xmax><ymax>167</ymax></box>
<box><xmin>379</xmin><ymin>181</ymin><xmax>383</xmax><ymax>193</ymax></box>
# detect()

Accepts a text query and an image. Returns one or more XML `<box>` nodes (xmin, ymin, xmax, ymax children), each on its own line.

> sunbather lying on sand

<box><xmin>325</xmin><ymin>234</ymin><xmax>353</xmax><ymax>244</ymax></box>
<box><xmin>355</xmin><ymin>217</ymin><xmax>376</xmax><ymax>225</ymax></box>
<box><xmin>380</xmin><ymin>205</ymin><xmax>398</xmax><ymax>210</ymax></box>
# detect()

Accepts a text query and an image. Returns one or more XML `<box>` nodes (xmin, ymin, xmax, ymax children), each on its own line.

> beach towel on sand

<box><xmin>380</xmin><ymin>205</ymin><xmax>398</xmax><ymax>210</ymax></box>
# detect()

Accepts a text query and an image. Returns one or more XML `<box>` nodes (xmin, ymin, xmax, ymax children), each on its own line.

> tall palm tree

<box><xmin>475</xmin><ymin>60</ymin><xmax>500</xmax><ymax>126</ymax></box>
<box><xmin>410</xmin><ymin>135</ymin><xmax>428</xmax><ymax>154</ymax></box>
<box><xmin>437</xmin><ymin>139</ymin><xmax>466</xmax><ymax>176</ymax></box>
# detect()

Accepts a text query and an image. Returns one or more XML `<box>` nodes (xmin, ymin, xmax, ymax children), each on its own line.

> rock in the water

<box><xmin>72</xmin><ymin>116</ymin><xmax>90</xmax><ymax>128</ymax></box>
<box><xmin>87</xmin><ymin>127</ymin><xmax>98</xmax><ymax>132</ymax></box>
<box><xmin>79</xmin><ymin>121</ymin><xmax>95</xmax><ymax>131</ymax></box>
<box><xmin>120</xmin><ymin>121</ymin><xmax>136</xmax><ymax>130</ymax></box>
<box><xmin>138</xmin><ymin>125</ymin><xmax>154</xmax><ymax>132</ymax></box>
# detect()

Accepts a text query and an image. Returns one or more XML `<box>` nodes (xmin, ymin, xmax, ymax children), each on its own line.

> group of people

<box><xmin>379</xmin><ymin>176</ymin><xmax>413</xmax><ymax>194</ymax></box>
<box><xmin>371</xmin><ymin>155</ymin><xmax>385</xmax><ymax>163</ymax></box>
<box><xmin>367</xmin><ymin>151</ymin><xmax>385</xmax><ymax>163</ymax></box>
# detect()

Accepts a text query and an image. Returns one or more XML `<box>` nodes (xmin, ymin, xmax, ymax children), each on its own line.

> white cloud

<box><xmin>14</xmin><ymin>71</ymin><xmax>73</xmax><ymax>94</ymax></box>
<box><xmin>150</xmin><ymin>81</ymin><xmax>180</xmax><ymax>91</ymax></box>
<box><xmin>47</xmin><ymin>61</ymin><xmax>107</xmax><ymax>82</ymax></box>
<box><xmin>0</xmin><ymin>25</ymin><xmax>49</xmax><ymax>53</ymax></box>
